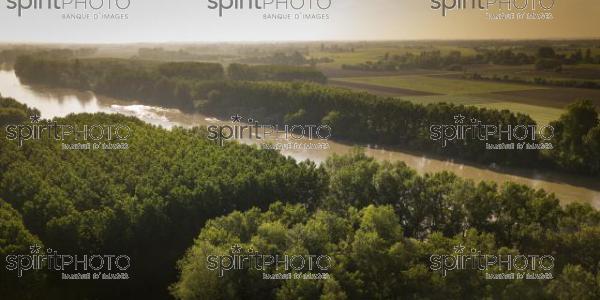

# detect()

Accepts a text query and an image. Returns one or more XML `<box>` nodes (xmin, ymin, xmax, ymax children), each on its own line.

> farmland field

<box><xmin>462</xmin><ymin>64</ymin><xmax>600</xmax><ymax>82</ymax></box>
<box><xmin>313</xmin><ymin>40</ymin><xmax>599</xmax><ymax>127</ymax></box>
<box><xmin>483</xmin><ymin>88</ymin><xmax>600</xmax><ymax>109</ymax></box>
<box><xmin>328</xmin><ymin>78</ymin><xmax>439</xmax><ymax>97</ymax></box>
<box><xmin>332</xmin><ymin>75</ymin><xmax>544</xmax><ymax>95</ymax></box>
<box><xmin>310</xmin><ymin>45</ymin><xmax>478</xmax><ymax>68</ymax></box>
<box><xmin>471</xmin><ymin>102</ymin><xmax>564</xmax><ymax>126</ymax></box>
<box><xmin>326</xmin><ymin>66</ymin><xmax>600</xmax><ymax>125</ymax></box>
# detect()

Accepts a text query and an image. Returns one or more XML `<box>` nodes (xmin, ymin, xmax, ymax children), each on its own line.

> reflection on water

<box><xmin>0</xmin><ymin>69</ymin><xmax>598</xmax><ymax>208</ymax></box>
<box><xmin>0</xmin><ymin>70</ymin><xmax>108</xmax><ymax>118</ymax></box>
<box><xmin>110</xmin><ymin>105</ymin><xmax>180</xmax><ymax>129</ymax></box>
<box><xmin>0</xmin><ymin>70</ymin><xmax>183</xmax><ymax>128</ymax></box>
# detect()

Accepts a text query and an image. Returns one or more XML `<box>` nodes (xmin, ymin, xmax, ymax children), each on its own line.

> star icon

<box><xmin>30</xmin><ymin>244</ymin><xmax>41</xmax><ymax>254</ymax></box>
<box><xmin>453</xmin><ymin>244</ymin><xmax>466</xmax><ymax>254</ymax></box>
<box><xmin>231</xmin><ymin>244</ymin><xmax>243</xmax><ymax>254</ymax></box>
<box><xmin>230</xmin><ymin>114</ymin><xmax>242</xmax><ymax>123</ymax></box>
<box><xmin>30</xmin><ymin>114</ymin><xmax>41</xmax><ymax>123</ymax></box>
<box><xmin>454</xmin><ymin>114</ymin><xmax>465</xmax><ymax>124</ymax></box>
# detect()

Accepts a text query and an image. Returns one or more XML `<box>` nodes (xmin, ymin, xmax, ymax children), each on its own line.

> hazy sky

<box><xmin>0</xmin><ymin>0</ymin><xmax>598</xmax><ymax>43</ymax></box>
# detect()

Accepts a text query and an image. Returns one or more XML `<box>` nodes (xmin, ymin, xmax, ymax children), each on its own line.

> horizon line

<box><xmin>1</xmin><ymin>37</ymin><xmax>600</xmax><ymax>45</ymax></box>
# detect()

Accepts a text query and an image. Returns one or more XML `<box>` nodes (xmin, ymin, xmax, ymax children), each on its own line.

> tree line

<box><xmin>12</xmin><ymin>56</ymin><xmax>600</xmax><ymax>176</ymax></box>
<box><xmin>342</xmin><ymin>46</ymin><xmax>600</xmax><ymax>72</ymax></box>
<box><xmin>227</xmin><ymin>63</ymin><xmax>327</xmax><ymax>83</ymax></box>
<box><xmin>0</xmin><ymin>48</ymin><xmax>96</xmax><ymax>67</ymax></box>
<box><xmin>464</xmin><ymin>72</ymin><xmax>600</xmax><ymax>90</ymax></box>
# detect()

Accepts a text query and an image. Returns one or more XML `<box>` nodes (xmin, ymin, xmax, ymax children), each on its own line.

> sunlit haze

<box><xmin>0</xmin><ymin>0</ymin><xmax>598</xmax><ymax>43</ymax></box>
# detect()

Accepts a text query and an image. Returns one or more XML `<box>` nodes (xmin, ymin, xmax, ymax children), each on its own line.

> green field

<box><xmin>332</xmin><ymin>74</ymin><xmax>572</xmax><ymax>125</ymax></box>
<box><xmin>472</xmin><ymin>102</ymin><xmax>563</xmax><ymax>126</ymax></box>
<box><xmin>315</xmin><ymin>42</ymin><xmax>600</xmax><ymax>126</ymax></box>
<box><xmin>334</xmin><ymin>75</ymin><xmax>544</xmax><ymax>95</ymax></box>
<box><xmin>464</xmin><ymin>64</ymin><xmax>600</xmax><ymax>82</ymax></box>
<box><xmin>399</xmin><ymin>95</ymin><xmax>563</xmax><ymax>126</ymax></box>
<box><xmin>310</xmin><ymin>45</ymin><xmax>478</xmax><ymax>68</ymax></box>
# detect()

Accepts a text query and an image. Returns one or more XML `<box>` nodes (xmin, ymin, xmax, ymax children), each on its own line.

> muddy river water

<box><xmin>1</xmin><ymin>69</ymin><xmax>598</xmax><ymax>207</ymax></box>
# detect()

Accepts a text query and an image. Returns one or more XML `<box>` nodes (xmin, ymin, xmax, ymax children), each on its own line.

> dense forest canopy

<box><xmin>0</xmin><ymin>97</ymin><xmax>326</xmax><ymax>299</ymax></box>
<box><xmin>0</xmin><ymin>96</ymin><xmax>599</xmax><ymax>299</ymax></box>
<box><xmin>0</xmin><ymin>95</ymin><xmax>40</xmax><ymax>126</ymax></box>
<box><xmin>172</xmin><ymin>198</ymin><xmax>600</xmax><ymax>300</ymax></box>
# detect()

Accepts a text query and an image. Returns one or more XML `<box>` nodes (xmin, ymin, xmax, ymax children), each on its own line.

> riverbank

<box><xmin>1</xmin><ymin>69</ymin><xmax>598</xmax><ymax>207</ymax></box>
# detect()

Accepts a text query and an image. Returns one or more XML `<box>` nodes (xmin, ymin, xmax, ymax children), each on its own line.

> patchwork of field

<box><xmin>328</xmin><ymin>79</ymin><xmax>438</xmax><ymax>97</ymax></box>
<box><xmin>488</xmin><ymin>88</ymin><xmax>600</xmax><ymax>109</ymax></box>
<box><xmin>311</xmin><ymin>44</ymin><xmax>600</xmax><ymax>70</ymax></box>
<box><xmin>328</xmin><ymin>71</ymin><xmax>599</xmax><ymax>125</ymax></box>
<box><xmin>391</xmin><ymin>94</ymin><xmax>564</xmax><ymax>126</ymax></box>
<box><xmin>309</xmin><ymin>42</ymin><xmax>600</xmax><ymax>124</ymax></box>
<box><xmin>320</xmin><ymin>66</ymin><xmax>455</xmax><ymax>78</ymax></box>
<box><xmin>333</xmin><ymin>75</ymin><xmax>544</xmax><ymax>95</ymax></box>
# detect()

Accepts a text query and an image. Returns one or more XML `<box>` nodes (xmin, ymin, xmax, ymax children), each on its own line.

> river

<box><xmin>1</xmin><ymin>69</ymin><xmax>598</xmax><ymax>207</ymax></box>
